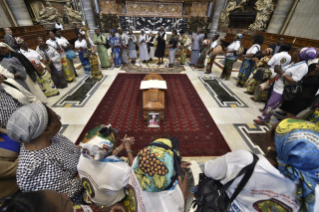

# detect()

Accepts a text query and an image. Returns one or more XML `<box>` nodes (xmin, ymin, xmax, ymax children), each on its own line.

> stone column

<box><xmin>6</xmin><ymin>0</ymin><xmax>33</xmax><ymax>26</ymax></box>
<box><xmin>208</xmin><ymin>0</ymin><xmax>227</xmax><ymax>37</ymax></box>
<box><xmin>266</xmin><ymin>0</ymin><xmax>295</xmax><ymax>34</ymax></box>
<box><xmin>81</xmin><ymin>0</ymin><xmax>97</xmax><ymax>31</ymax></box>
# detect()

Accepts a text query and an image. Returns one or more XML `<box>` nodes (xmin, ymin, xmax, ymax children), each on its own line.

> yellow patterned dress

<box><xmin>37</xmin><ymin>63</ymin><xmax>59</xmax><ymax>97</ymax></box>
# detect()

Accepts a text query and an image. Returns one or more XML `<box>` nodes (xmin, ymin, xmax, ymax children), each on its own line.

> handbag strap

<box><xmin>205</xmin><ymin>152</ymin><xmax>259</xmax><ymax>203</ymax></box>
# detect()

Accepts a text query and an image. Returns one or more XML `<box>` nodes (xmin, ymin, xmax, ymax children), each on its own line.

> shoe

<box><xmin>142</xmin><ymin>60</ymin><xmax>146</xmax><ymax>63</ymax></box>
<box><xmin>190</xmin><ymin>64</ymin><xmax>194</xmax><ymax>67</ymax></box>
<box><xmin>204</xmin><ymin>71</ymin><xmax>211</xmax><ymax>74</ymax></box>
<box><xmin>273</xmin><ymin>111</ymin><xmax>287</xmax><ymax>120</ymax></box>
<box><xmin>257</xmin><ymin>116</ymin><xmax>262</xmax><ymax>119</ymax></box>
<box><xmin>149</xmin><ymin>58</ymin><xmax>153</xmax><ymax>61</ymax></box>
<box><xmin>259</xmin><ymin>109</ymin><xmax>264</xmax><ymax>112</ymax></box>
<box><xmin>253</xmin><ymin>119</ymin><xmax>268</xmax><ymax>125</ymax></box>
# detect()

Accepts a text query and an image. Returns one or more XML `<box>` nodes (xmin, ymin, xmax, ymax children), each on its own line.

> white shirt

<box><xmin>57</xmin><ymin>37</ymin><xmax>70</xmax><ymax>48</ymax></box>
<box><xmin>267</xmin><ymin>51</ymin><xmax>291</xmax><ymax>77</ymax></box>
<box><xmin>20</xmin><ymin>48</ymin><xmax>43</xmax><ymax>64</ymax></box>
<box><xmin>226</xmin><ymin>41</ymin><xmax>241</xmax><ymax>59</ymax></box>
<box><xmin>126</xmin><ymin>158</ymin><xmax>184</xmax><ymax>212</ymax></box>
<box><xmin>273</xmin><ymin>61</ymin><xmax>308</xmax><ymax>95</ymax></box>
<box><xmin>210</xmin><ymin>40</ymin><xmax>218</xmax><ymax>49</ymax></box>
<box><xmin>46</xmin><ymin>39</ymin><xmax>66</xmax><ymax>58</ymax></box>
<box><xmin>55</xmin><ymin>23</ymin><xmax>63</xmax><ymax>30</ymax></box>
<box><xmin>156</xmin><ymin>32</ymin><xmax>167</xmax><ymax>41</ymax></box>
<box><xmin>246</xmin><ymin>44</ymin><xmax>260</xmax><ymax>55</ymax></box>
<box><xmin>75</xmin><ymin>38</ymin><xmax>95</xmax><ymax>49</ymax></box>
<box><xmin>77</xmin><ymin>155</ymin><xmax>131</xmax><ymax>207</ymax></box>
<box><xmin>139</xmin><ymin>34</ymin><xmax>148</xmax><ymax>43</ymax></box>
<box><xmin>204</xmin><ymin>150</ymin><xmax>302</xmax><ymax>212</ymax></box>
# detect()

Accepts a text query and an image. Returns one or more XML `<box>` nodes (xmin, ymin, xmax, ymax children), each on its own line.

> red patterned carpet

<box><xmin>76</xmin><ymin>74</ymin><xmax>230</xmax><ymax>156</ymax></box>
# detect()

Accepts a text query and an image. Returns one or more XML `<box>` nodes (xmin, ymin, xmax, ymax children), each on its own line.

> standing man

<box><xmin>190</xmin><ymin>28</ymin><xmax>204</xmax><ymax>66</ymax></box>
<box><xmin>74</xmin><ymin>23</ymin><xmax>82</xmax><ymax>35</ymax></box>
<box><xmin>269</xmin><ymin>37</ymin><xmax>284</xmax><ymax>55</ymax></box>
<box><xmin>118</xmin><ymin>28</ymin><xmax>129</xmax><ymax>65</ymax></box>
<box><xmin>4</xmin><ymin>28</ymin><xmax>19</xmax><ymax>52</ymax></box>
<box><xmin>155</xmin><ymin>26</ymin><xmax>167</xmax><ymax>65</ymax></box>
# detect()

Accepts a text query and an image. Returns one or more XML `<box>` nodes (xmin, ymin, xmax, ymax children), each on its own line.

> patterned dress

<box><xmin>93</xmin><ymin>34</ymin><xmax>110</xmax><ymax>68</ymax></box>
<box><xmin>196</xmin><ymin>44</ymin><xmax>209</xmax><ymax>68</ymax></box>
<box><xmin>109</xmin><ymin>35</ymin><xmax>122</xmax><ymax>67</ymax></box>
<box><xmin>179</xmin><ymin>35</ymin><xmax>188</xmax><ymax>65</ymax></box>
<box><xmin>0</xmin><ymin>88</ymin><xmax>25</xmax><ymax>128</ymax></box>
<box><xmin>245</xmin><ymin>55</ymin><xmax>271</xmax><ymax>93</ymax></box>
<box><xmin>17</xmin><ymin>134</ymin><xmax>84</xmax><ymax>204</ymax></box>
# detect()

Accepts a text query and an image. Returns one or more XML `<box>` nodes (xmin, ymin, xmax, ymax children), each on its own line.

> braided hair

<box><xmin>0</xmin><ymin>191</ymin><xmax>56</xmax><ymax>212</ymax></box>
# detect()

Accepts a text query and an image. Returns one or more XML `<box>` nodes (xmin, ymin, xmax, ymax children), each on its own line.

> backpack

<box><xmin>192</xmin><ymin>152</ymin><xmax>259</xmax><ymax>212</ymax></box>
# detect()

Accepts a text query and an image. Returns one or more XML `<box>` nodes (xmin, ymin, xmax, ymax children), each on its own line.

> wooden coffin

<box><xmin>142</xmin><ymin>74</ymin><xmax>165</xmax><ymax>120</ymax></box>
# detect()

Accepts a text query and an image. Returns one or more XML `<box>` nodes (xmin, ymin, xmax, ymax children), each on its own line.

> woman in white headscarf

<box><xmin>139</xmin><ymin>29</ymin><xmax>149</xmax><ymax>63</ymax></box>
<box><xmin>6</xmin><ymin>103</ymin><xmax>84</xmax><ymax>204</ymax></box>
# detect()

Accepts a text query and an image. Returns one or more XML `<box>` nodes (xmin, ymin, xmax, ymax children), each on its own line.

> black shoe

<box><xmin>150</xmin><ymin>58</ymin><xmax>153</xmax><ymax>61</ymax></box>
<box><xmin>142</xmin><ymin>60</ymin><xmax>146</xmax><ymax>63</ymax></box>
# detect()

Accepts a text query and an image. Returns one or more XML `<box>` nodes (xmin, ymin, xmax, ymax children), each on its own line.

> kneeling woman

<box><xmin>6</xmin><ymin>103</ymin><xmax>84</xmax><ymax>204</ymax></box>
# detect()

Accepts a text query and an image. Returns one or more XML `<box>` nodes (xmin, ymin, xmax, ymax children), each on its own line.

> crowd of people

<box><xmin>2</xmin><ymin>26</ymin><xmax>319</xmax><ymax>212</ymax></box>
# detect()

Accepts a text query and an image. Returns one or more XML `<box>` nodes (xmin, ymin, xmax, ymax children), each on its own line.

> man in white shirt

<box><xmin>55</xmin><ymin>20</ymin><xmax>63</xmax><ymax>30</ymax></box>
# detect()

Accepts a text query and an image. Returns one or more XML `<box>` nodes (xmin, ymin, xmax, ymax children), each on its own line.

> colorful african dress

<box><xmin>179</xmin><ymin>35</ymin><xmax>188</xmax><ymax>65</ymax></box>
<box><xmin>245</xmin><ymin>56</ymin><xmax>271</xmax><ymax>93</ymax></box>
<box><xmin>78</xmin><ymin>50</ymin><xmax>91</xmax><ymax>74</ymax></box>
<box><xmin>94</xmin><ymin>34</ymin><xmax>110</xmax><ymax>68</ymax></box>
<box><xmin>109</xmin><ymin>35</ymin><xmax>121</xmax><ymax>67</ymax></box>
<box><xmin>237</xmin><ymin>59</ymin><xmax>255</xmax><ymax>86</ymax></box>
<box><xmin>196</xmin><ymin>45</ymin><xmax>209</xmax><ymax>68</ymax></box>
<box><xmin>220</xmin><ymin>58</ymin><xmax>236</xmax><ymax>80</ymax></box>
<box><xmin>37</xmin><ymin>64</ymin><xmax>59</xmax><ymax>97</ymax></box>
<box><xmin>61</xmin><ymin>57</ymin><xmax>75</xmax><ymax>81</ymax></box>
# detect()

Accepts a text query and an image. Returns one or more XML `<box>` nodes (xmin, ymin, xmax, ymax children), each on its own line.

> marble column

<box><xmin>6</xmin><ymin>0</ymin><xmax>33</xmax><ymax>26</ymax></box>
<box><xmin>208</xmin><ymin>0</ymin><xmax>227</xmax><ymax>37</ymax></box>
<box><xmin>81</xmin><ymin>0</ymin><xmax>97</xmax><ymax>31</ymax></box>
<box><xmin>266</xmin><ymin>0</ymin><xmax>295</xmax><ymax>34</ymax></box>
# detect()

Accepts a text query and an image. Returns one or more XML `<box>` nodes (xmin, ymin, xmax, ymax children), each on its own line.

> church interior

<box><xmin>1</xmin><ymin>0</ymin><xmax>319</xmax><ymax>211</ymax></box>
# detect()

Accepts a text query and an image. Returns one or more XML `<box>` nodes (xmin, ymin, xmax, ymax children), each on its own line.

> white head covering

<box><xmin>7</xmin><ymin>103</ymin><xmax>49</xmax><ymax>143</ymax></box>
<box><xmin>0</xmin><ymin>42</ymin><xmax>14</xmax><ymax>52</ymax></box>
<box><xmin>80</xmin><ymin>31</ymin><xmax>85</xmax><ymax>35</ymax></box>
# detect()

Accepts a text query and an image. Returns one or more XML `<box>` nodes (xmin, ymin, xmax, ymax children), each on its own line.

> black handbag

<box><xmin>282</xmin><ymin>79</ymin><xmax>303</xmax><ymax>101</ymax></box>
<box><xmin>82</xmin><ymin>51</ymin><xmax>89</xmax><ymax>59</ymax></box>
<box><xmin>192</xmin><ymin>152</ymin><xmax>259</xmax><ymax>212</ymax></box>
<box><xmin>102</xmin><ymin>36</ymin><xmax>110</xmax><ymax>49</ymax></box>
<box><xmin>253</xmin><ymin>68</ymin><xmax>272</xmax><ymax>82</ymax></box>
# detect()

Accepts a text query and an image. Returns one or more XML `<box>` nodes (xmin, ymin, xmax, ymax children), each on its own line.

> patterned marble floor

<box><xmin>47</xmin><ymin>56</ymin><xmax>275</xmax><ymax>211</ymax></box>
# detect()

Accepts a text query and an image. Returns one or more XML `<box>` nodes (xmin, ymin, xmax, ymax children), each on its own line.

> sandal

<box><xmin>250</xmin><ymin>97</ymin><xmax>257</xmax><ymax>102</ymax></box>
<box><xmin>253</xmin><ymin>119</ymin><xmax>268</xmax><ymax>125</ymax></box>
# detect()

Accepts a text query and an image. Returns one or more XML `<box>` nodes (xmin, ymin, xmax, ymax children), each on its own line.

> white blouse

<box><xmin>75</xmin><ymin>38</ymin><xmax>95</xmax><ymax>49</ymax></box>
<box><xmin>57</xmin><ymin>37</ymin><xmax>70</xmax><ymax>48</ymax></box>
<box><xmin>20</xmin><ymin>48</ymin><xmax>43</xmax><ymax>64</ymax></box>
<box><xmin>46</xmin><ymin>39</ymin><xmax>66</xmax><ymax>58</ymax></box>
<box><xmin>246</xmin><ymin>44</ymin><xmax>260</xmax><ymax>55</ymax></box>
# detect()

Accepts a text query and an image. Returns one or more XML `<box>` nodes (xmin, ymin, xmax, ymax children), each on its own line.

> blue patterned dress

<box><xmin>109</xmin><ymin>35</ymin><xmax>121</xmax><ymax>67</ymax></box>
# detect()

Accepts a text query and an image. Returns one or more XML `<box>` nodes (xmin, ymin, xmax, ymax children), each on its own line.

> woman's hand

<box><xmin>101</xmin><ymin>203</ymin><xmax>127</xmax><ymax>212</ymax></box>
<box><xmin>274</xmin><ymin>66</ymin><xmax>284</xmax><ymax>75</ymax></box>
<box><xmin>180</xmin><ymin>161</ymin><xmax>191</xmax><ymax>171</ymax></box>
<box><xmin>121</xmin><ymin>134</ymin><xmax>135</xmax><ymax>150</ymax></box>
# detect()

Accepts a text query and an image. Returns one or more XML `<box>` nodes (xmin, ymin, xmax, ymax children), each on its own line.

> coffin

<box><xmin>142</xmin><ymin>74</ymin><xmax>165</xmax><ymax>120</ymax></box>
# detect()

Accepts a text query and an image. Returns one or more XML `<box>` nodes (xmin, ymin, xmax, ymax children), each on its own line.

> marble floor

<box><xmin>46</xmin><ymin>57</ymin><xmax>276</xmax><ymax>211</ymax></box>
<box><xmin>48</xmin><ymin>56</ymin><xmax>272</xmax><ymax>155</ymax></box>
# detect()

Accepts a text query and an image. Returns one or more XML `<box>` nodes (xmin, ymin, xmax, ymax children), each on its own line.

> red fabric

<box><xmin>76</xmin><ymin>74</ymin><xmax>231</xmax><ymax>156</ymax></box>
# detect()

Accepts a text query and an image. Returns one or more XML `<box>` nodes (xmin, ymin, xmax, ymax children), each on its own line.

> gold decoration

<box><xmin>219</xmin><ymin>0</ymin><xmax>238</xmax><ymax>28</ymax></box>
<box><xmin>248</xmin><ymin>0</ymin><xmax>275</xmax><ymax>31</ymax></box>
<box><xmin>125</xmin><ymin>2</ymin><xmax>182</xmax><ymax>17</ymax></box>
<box><xmin>186</xmin><ymin>16</ymin><xmax>210</xmax><ymax>35</ymax></box>
<box><xmin>98</xmin><ymin>13</ymin><xmax>119</xmax><ymax>33</ymax></box>
<box><xmin>82</xmin><ymin>23</ymin><xmax>103</xmax><ymax>80</ymax></box>
<box><xmin>64</xmin><ymin>2</ymin><xmax>82</xmax><ymax>21</ymax></box>
<box><xmin>191</xmin><ymin>2</ymin><xmax>209</xmax><ymax>17</ymax></box>
<box><xmin>99</xmin><ymin>0</ymin><xmax>117</xmax><ymax>14</ymax></box>
<box><xmin>38</xmin><ymin>1</ymin><xmax>62</xmax><ymax>23</ymax></box>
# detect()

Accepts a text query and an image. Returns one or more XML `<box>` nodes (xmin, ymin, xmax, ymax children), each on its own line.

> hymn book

<box><xmin>140</xmin><ymin>80</ymin><xmax>167</xmax><ymax>90</ymax></box>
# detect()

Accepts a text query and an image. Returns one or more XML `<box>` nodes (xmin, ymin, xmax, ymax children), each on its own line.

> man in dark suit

<box><xmin>4</xmin><ymin>28</ymin><xmax>19</xmax><ymax>52</ymax></box>
<box><xmin>74</xmin><ymin>23</ymin><xmax>82</xmax><ymax>35</ymax></box>
<box><xmin>268</xmin><ymin>37</ymin><xmax>285</xmax><ymax>55</ymax></box>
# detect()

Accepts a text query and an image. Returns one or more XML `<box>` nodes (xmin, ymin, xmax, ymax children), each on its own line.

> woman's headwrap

<box><xmin>6</xmin><ymin>103</ymin><xmax>49</xmax><ymax>143</ymax></box>
<box><xmin>0</xmin><ymin>42</ymin><xmax>14</xmax><ymax>52</ymax></box>
<box><xmin>237</xmin><ymin>33</ymin><xmax>243</xmax><ymax>40</ymax></box>
<box><xmin>133</xmin><ymin>137</ymin><xmax>181</xmax><ymax>192</ymax></box>
<box><xmin>300</xmin><ymin>47</ymin><xmax>318</xmax><ymax>61</ymax></box>
<box><xmin>265</xmin><ymin>48</ymin><xmax>273</xmax><ymax>55</ymax></box>
<box><xmin>15</xmin><ymin>37</ymin><xmax>24</xmax><ymax>45</ymax></box>
<box><xmin>275</xmin><ymin>118</ymin><xmax>319</xmax><ymax>212</ymax></box>
<box><xmin>110</xmin><ymin>29</ymin><xmax>116</xmax><ymax>33</ymax></box>
<box><xmin>80</xmin><ymin>125</ymin><xmax>118</xmax><ymax>161</ymax></box>
<box><xmin>203</xmin><ymin>39</ymin><xmax>210</xmax><ymax>45</ymax></box>
<box><xmin>80</xmin><ymin>31</ymin><xmax>85</xmax><ymax>36</ymax></box>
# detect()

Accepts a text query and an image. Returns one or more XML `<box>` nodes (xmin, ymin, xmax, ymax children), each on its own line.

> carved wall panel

<box><xmin>99</xmin><ymin>0</ymin><xmax>117</xmax><ymax>14</ymax></box>
<box><xmin>191</xmin><ymin>2</ymin><xmax>208</xmax><ymax>17</ymax></box>
<box><xmin>125</xmin><ymin>2</ymin><xmax>183</xmax><ymax>17</ymax></box>
<box><xmin>119</xmin><ymin>16</ymin><xmax>187</xmax><ymax>32</ymax></box>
